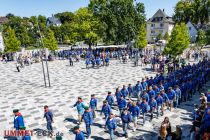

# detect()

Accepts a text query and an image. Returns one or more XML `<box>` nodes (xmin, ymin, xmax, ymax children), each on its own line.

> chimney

<box><xmin>163</xmin><ymin>9</ymin><xmax>165</xmax><ymax>12</ymax></box>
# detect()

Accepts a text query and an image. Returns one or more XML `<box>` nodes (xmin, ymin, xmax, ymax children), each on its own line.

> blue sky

<box><xmin>0</xmin><ymin>0</ymin><xmax>178</xmax><ymax>19</ymax></box>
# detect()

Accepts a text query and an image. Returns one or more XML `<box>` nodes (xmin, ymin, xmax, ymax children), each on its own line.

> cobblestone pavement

<box><xmin>0</xmin><ymin>60</ymin><xmax>204</xmax><ymax>140</ymax></box>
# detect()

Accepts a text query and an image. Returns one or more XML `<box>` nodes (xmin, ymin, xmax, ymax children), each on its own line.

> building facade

<box><xmin>46</xmin><ymin>15</ymin><xmax>62</xmax><ymax>27</ymax></box>
<box><xmin>186</xmin><ymin>21</ymin><xmax>198</xmax><ymax>43</ymax></box>
<box><xmin>147</xmin><ymin>9</ymin><xmax>174</xmax><ymax>43</ymax></box>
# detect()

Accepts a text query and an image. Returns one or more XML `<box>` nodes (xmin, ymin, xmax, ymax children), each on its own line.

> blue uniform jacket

<box><xmin>14</xmin><ymin>115</ymin><xmax>25</xmax><ymax>130</ymax></box>
<box><xmin>106</xmin><ymin>118</ymin><xmax>117</xmax><ymax>130</ymax></box>
<box><xmin>135</xmin><ymin>83</ymin><xmax>143</xmax><ymax>93</ymax></box>
<box><xmin>127</xmin><ymin>87</ymin><xmax>133</xmax><ymax>95</ymax></box>
<box><xmin>148</xmin><ymin>90</ymin><xmax>155</xmax><ymax>98</ymax></box>
<box><xmin>139</xmin><ymin>102</ymin><xmax>149</xmax><ymax>113</ymax></box>
<box><xmin>83</xmin><ymin>111</ymin><xmax>93</xmax><ymax>125</ymax></box>
<box><xmin>131</xmin><ymin>106</ymin><xmax>140</xmax><ymax>117</ymax></box>
<box><xmin>140</xmin><ymin>93</ymin><xmax>149</xmax><ymax>102</ymax></box>
<box><xmin>141</xmin><ymin>82</ymin><xmax>148</xmax><ymax>90</ymax></box>
<box><xmin>102</xmin><ymin>104</ymin><xmax>112</xmax><ymax>116</ymax></box>
<box><xmin>121</xmin><ymin>89</ymin><xmax>129</xmax><ymax>98</ymax></box>
<box><xmin>121</xmin><ymin>112</ymin><xmax>132</xmax><ymax>123</ymax></box>
<box><xmin>75</xmin><ymin>131</ymin><xmax>85</xmax><ymax>140</ymax></box>
<box><xmin>106</xmin><ymin>95</ymin><xmax>114</xmax><ymax>105</ymax></box>
<box><xmin>167</xmin><ymin>90</ymin><xmax>176</xmax><ymax>101</ymax></box>
<box><xmin>207</xmin><ymin>94</ymin><xmax>210</xmax><ymax>102</ymax></box>
<box><xmin>44</xmin><ymin>110</ymin><xmax>53</xmax><ymax>123</ymax></box>
<box><xmin>127</xmin><ymin>102</ymin><xmax>133</xmax><ymax>112</ymax></box>
<box><xmin>149</xmin><ymin>99</ymin><xmax>157</xmax><ymax>110</ymax></box>
<box><xmin>22</xmin><ymin>135</ymin><xmax>31</xmax><ymax>140</ymax></box>
<box><xmin>115</xmin><ymin>91</ymin><xmax>122</xmax><ymax>102</ymax></box>
<box><xmin>203</xmin><ymin>115</ymin><xmax>210</xmax><ymax>129</ymax></box>
<box><xmin>161</xmin><ymin>93</ymin><xmax>169</xmax><ymax>103</ymax></box>
<box><xmin>74</xmin><ymin>102</ymin><xmax>85</xmax><ymax>115</ymax></box>
<box><xmin>174</xmin><ymin>88</ymin><xmax>181</xmax><ymax>99</ymax></box>
<box><xmin>89</xmin><ymin>98</ymin><xmax>97</xmax><ymax>109</ymax></box>
<box><xmin>155</xmin><ymin>95</ymin><xmax>163</xmax><ymax>106</ymax></box>
<box><xmin>118</xmin><ymin>99</ymin><xmax>126</xmax><ymax>110</ymax></box>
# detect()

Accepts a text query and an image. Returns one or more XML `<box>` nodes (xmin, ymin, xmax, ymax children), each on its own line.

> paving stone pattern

<box><xmin>0</xmin><ymin>60</ymin><xmax>203</xmax><ymax>140</ymax></box>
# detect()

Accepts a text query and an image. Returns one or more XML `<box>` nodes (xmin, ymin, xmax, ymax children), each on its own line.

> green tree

<box><xmin>136</xmin><ymin>23</ymin><xmax>147</xmax><ymax>49</ymax></box>
<box><xmin>4</xmin><ymin>27</ymin><xmax>21</xmax><ymax>53</ymax></box>
<box><xmin>173</xmin><ymin>0</ymin><xmax>210</xmax><ymax>24</ymax></box>
<box><xmin>163</xmin><ymin>32</ymin><xmax>170</xmax><ymax>41</ymax></box>
<box><xmin>89</xmin><ymin>0</ymin><xmax>145</xmax><ymax>44</ymax></box>
<box><xmin>206</xmin><ymin>29</ymin><xmax>210</xmax><ymax>45</ymax></box>
<box><xmin>164</xmin><ymin>23</ymin><xmax>190</xmax><ymax>57</ymax></box>
<box><xmin>156</xmin><ymin>33</ymin><xmax>163</xmax><ymax>41</ymax></box>
<box><xmin>197</xmin><ymin>29</ymin><xmax>207</xmax><ymax>46</ymax></box>
<box><xmin>55</xmin><ymin>12</ymin><xmax>75</xmax><ymax>24</ymax></box>
<box><xmin>74</xmin><ymin>7</ymin><xmax>100</xmax><ymax>47</ymax></box>
<box><xmin>43</xmin><ymin>29</ymin><xmax>58</xmax><ymax>51</ymax></box>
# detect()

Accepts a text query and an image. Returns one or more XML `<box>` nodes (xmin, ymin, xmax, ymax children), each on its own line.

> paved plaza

<box><xmin>0</xmin><ymin>60</ymin><xmax>203</xmax><ymax>140</ymax></box>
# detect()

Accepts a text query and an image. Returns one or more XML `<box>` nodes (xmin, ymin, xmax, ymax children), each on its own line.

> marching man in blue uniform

<box><xmin>127</xmin><ymin>84</ymin><xmax>134</xmax><ymax>99</ymax></box>
<box><xmin>131</xmin><ymin>102</ymin><xmax>140</xmax><ymax>132</ymax></box>
<box><xmin>73</xmin><ymin>97</ymin><xmax>86</xmax><ymax>124</ymax></box>
<box><xmin>101</xmin><ymin>100</ymin><xmax>112</xmax><ymax>120</ymax></box>
<box><xmin>149</xmin><ymin>95</ymin><xmax>157</xmax><ymax>121</ymax></box>
<box><xmin>89</xmin><ymin>94</ymin><xmax>97</xmax><ymax>119</ymax></box>
<box><xmin>139</xmin><ymin>98</ymin><xmax>149</xmax><ymax>126</ymax></box>
<box><xmin>121</xmin><ymin>85</ymin><xmax>129</xmax><ymax>98</ymax></box>
<box><xmin>155</xmin><ymin>92</ymin><xmax>164</xmax><ymax>118</ymax></box>
<box><xmin>117</xmin><ymin>95</ymin><xmax>127</xmax><ymax>116</ymax></box>
<box><xmin>167</xmin><ymin>87</ymin><xmax>176</xmax><ymax>111</ymax></box>
<box><xmin>74</xmin><ymin>125</ymin><xmax>85</xmax><ymax>140</ymax></box>
<box><xmin>82</xmin><ymin>107</ymin><xmax>93</xmax><ymax>139</ymax></box>
<box><xmin>13</xmin><ymin>109</ymin><xmax>25</xmax><ymax>130</ymax></box>
<box><xmin>106</xmin><ymin>92</ymin><xmax>114</xmax><ymax>106</ymax></box>
<box><xmin>121</xmin><ymin>108</ymin><xmax>132</xmax><ymax>138</ymax></box>
<box><xmin>106</xmin><ymin>113</ymin><xmax>117</xmax><ymax>140</ymax></box>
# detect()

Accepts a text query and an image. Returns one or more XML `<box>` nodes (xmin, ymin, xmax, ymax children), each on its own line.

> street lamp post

<box><xmin>37</xmin><ymin>18</ymin><xmax>51</xmax><ymax>87</ymax></box>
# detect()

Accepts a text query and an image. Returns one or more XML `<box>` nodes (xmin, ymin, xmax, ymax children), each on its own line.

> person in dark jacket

<box><xmin>89</xmin><ymin>94</ymin><xmax>97</xmax><ymax>119</ymax></box>
<box><xmin>82</xmin><ymin>107</ymin><xmax>93</xmax><ymax>138</ymax></box>
<box><xmin>106</xmin><ymin>113</ymin><xmax>117</xmax><ymax>140</ymax></box>
<box><xmin>13</xmin><ymin>109</ymin><xmax>25</xmax><ymax>130</ymax></box>
<box><xmin>43</xmin><ymin>105</ymin><xmax>54</xmax><ymax>133</ymax></box>
<box><xmin>121</xmin><ymin>108</ymin><xmax>132</xmax><ymax>138</ymax></box>
<box><xmin>74</xmin><ymin>125</ymin><xmax>85</xmax><ymax>140</ymax></box>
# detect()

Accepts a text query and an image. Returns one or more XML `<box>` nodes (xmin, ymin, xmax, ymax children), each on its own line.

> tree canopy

<box><xmin>173</xmin><ymin>0</ymin><xmax>210</xmax><ymax>24</ymax></box>
<box><xmin>163</xmin><ymin>23</ymin><xmax>190</xmax><ymax>57</ymax></box>
<box><xmin>136</xmin><ymin>23</ymin><xmax>147</xmax><ymax>49</ymax></box>
<box><xmin>3</xmin><ymin>26</ymin><xmax>21</xmax><ymax>53</ymax></box>
<box><xmin>89</xmin><ymin>0</ymin><xmax>146</xmax><ymax>44</ymax></box>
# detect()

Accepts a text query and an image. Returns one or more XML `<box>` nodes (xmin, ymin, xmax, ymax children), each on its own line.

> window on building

<box><xmin>151</xmin><ymin>24</ymin><xmax>155</xmax><ymax>27</ymax></box>
<box><xmin>159</xmin><ymin>30</ymin><xmax>163</xmax><ymax>33</ymax></box>
<box><xmin>151</xmin><ymin>30</ymin><xmax>155</xmax><ymax>34</ymax></box>
<box><xmin>160</xmin><ymin>23</ymin><xmax>164</xmax><ymax>27</ymax></box>
<box><xmin>189</xmin><ymin>27</ymin><xmax>191</xmax><ymax>30</ymax></box>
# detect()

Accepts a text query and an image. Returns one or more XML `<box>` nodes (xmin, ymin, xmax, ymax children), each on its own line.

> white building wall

<box><xmin>186</xmin><ymin>22</ymin><xmax>198</xmax><ymax>42</ymax></box>
<box><xmin>147</xmin><ymin>22</ymin><xmax>174</xmax><ymax>42</ymax></box>
<box><xmin>0</xmin><ymin>32</ymin><xmax>5</xmax><ymax>52</ymax></box>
